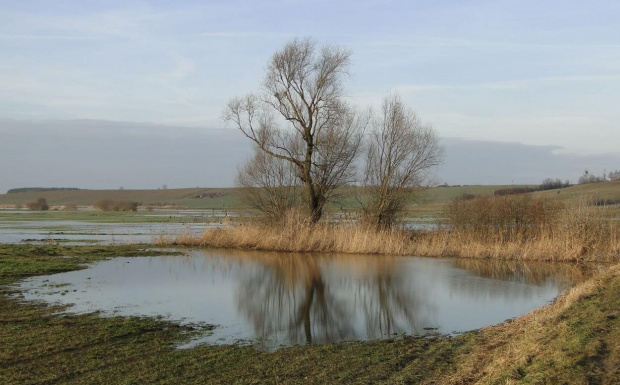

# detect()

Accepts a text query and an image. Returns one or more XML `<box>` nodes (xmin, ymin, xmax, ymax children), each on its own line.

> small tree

<box><xmin>578</xmin><ymin>170</ymin><xmax>605</xmax><ymax>184</ymax></box>
<box><xmin>236</xmin><ymin>146</ymin><xmax>302</xmax><ymax>223</ymax></box>
<box><xmin>26</xmin><ymin>198</ymin><xmax>49</xmax><ymax>211</ymax></box>
<box><xmin>224</xmin><ymin>38</ymin><xmax>367</xmax><ymax>223</ymax></box>
<box><xmin>362</xmin><ymin>94</ymin><xmax>444</xmax><ymax>228</ymax></box>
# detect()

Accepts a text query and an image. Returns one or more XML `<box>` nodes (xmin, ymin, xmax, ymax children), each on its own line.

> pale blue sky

<box><xmin>1</xmin><ymin>1</ymin><xmax>619</xmax><ymax>190</ymax></box>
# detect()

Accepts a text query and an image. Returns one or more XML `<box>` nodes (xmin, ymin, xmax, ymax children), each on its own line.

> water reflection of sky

<box><xmin>17</xmin><ymin>250</ymin><xmax>588</xmax><ymax>350</ymax></box>
<box><xmin>0</xmin><ymin>220</ymin><xmax>218</xmax><ymax>244</ymax></box>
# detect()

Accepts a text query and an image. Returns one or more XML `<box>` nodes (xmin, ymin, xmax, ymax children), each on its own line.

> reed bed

<box><xmin>169</xmin><ymin>197</ymin><xmax>620</xmax><ymax>262</ymax></box>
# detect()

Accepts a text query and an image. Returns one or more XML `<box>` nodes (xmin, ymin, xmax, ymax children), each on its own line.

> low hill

<box><xmin>532</xmin><ymin>180</ymin><xmax>620</xmax><ymax>204</ymax></box>
<box><xmin>1</xmin><ymin>182</ymin><xmax>617</xmax><ymax>210</ymax></box>
<box><xmin>0</xmin><ymin>188</ymin><xmax>242</xmax><ymax>209</ymax></box>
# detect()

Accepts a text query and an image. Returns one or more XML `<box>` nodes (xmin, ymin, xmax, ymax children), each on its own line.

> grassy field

<box><xmin>2</xmin><ymin>182</ymin><xmax>618</xmax><ymax>211</ymax></box>
<box><xmin>534</xmin><ymin>180</ymin><xmax>620</xmax><ymax>203</ymax></box>
<box><xmin>1</xmin><ymin>244</ymin><xmax>620</xmax><ymax>384</ymax></box>
<box><xmin>0</xmin><ymin>188</ymin><xmax>243</xmax><ymax>209</ymax></box>
<box><xmin>0</xmin><ymin>184</ymin><xmax>533</xmax><ymax>210</ymax></box>
<box><xmin>0</xmin><ymin>208</ymin><xmax>239</xmax><ymax>224</ymax></box>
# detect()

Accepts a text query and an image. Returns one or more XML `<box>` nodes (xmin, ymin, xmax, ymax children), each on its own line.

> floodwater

<box><xmin>16</xmin><ymin>249</ymin><xmax>589</xmax><ymax>350</ymax></box>
<box><xmin>0</xmin><ymin>209</ymin><xmax>227</xmax><ymax>244</ymax></box>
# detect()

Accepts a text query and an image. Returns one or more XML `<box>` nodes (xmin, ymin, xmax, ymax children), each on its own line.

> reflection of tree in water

<box><xmin>233</xmin><ymin>252</ymin><xmax>433</xmax><ymax>347</ymax></box>
<box><xmin>357</xmin><ymin>262</ymin><xmax>430</xmax><ymax>339</ymax></box>
<box><xmin>237</xmin><ymin>255</ymin><xmax>351</xmax><ymax>345</ymax></box>
<box><xmin>450</xmin><ymin>258</ymin><xmax>593</xmax><ymax>299</ymax></box>
<box><xmin>452</xmin><ymin>259</ymin><xmax>592</xmax><ymax>286</ymax></box>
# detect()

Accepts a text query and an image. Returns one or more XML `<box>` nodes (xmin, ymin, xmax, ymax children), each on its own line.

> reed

<box><xmin>170</xmin><ymin>199</ymin><xmax>620</xmax><ymax>262</ymax></box>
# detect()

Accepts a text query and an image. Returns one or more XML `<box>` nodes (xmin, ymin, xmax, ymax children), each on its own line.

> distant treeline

<box><xmin>7</xmin><ymin>187</ymin><xmax>82</xmax><ymax>194</ymax></box>
<box><xmin>579</xmin><ymin>169</ymin><xmax>620</xmax><ymax>184</ymax></box>
<box><xmin>494</xmin><ymin>178</ymin><xmax>571</xmax><ymax>196</ymax></box>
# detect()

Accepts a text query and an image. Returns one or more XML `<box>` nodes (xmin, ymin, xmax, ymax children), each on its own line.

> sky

<box><xmin>1</xmin><ymin>1</ymin><xmax>619</xmax><ymax>191</ymax></box>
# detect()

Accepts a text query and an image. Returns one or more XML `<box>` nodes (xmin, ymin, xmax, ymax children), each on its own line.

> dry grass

<box><xmin>168</xmin><ymin>198</ymin><xmax>620</xmax><ymax>262</ymax></box>
<box><xmin>430</xmin><ymin>263</ymin><xmax>620</xmax><ymax>384</ymax></box>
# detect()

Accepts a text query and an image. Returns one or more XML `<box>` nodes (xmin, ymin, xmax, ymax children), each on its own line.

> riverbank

<box><xmin>171</xmin><ymin>196</ymin><xmax>620</xmax><ymax>262</ymax></box>
<box><xmin>1</xmin><ymin>244</ymin><xmax>620</xmax><ymax>383</ymax></box>
<box><xmin>170</xmin><ymin>219</ymin><xmax>620</xmax><ymax>262</ymax></box>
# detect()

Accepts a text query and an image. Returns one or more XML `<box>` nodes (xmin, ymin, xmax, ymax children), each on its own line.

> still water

<box><xmin>17</xmin><ymin>249</ymin><xmax>587</xmax><ymax>350</ymax></box>
<box><xmin>0</xmin><ymin>220</ymin><xmax>217</xmax><ymax>245</ymax></box>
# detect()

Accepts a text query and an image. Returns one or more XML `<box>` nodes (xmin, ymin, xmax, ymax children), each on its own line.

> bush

<box><xmin>539</xmin><ymin>178</ymin><xmax>571</xmax><ymax>191</ymax></box>
<box><xmin>445</xmin><ymin>195</ymin><xmax>560</xmax><ymax>240</ymax></box>
<box><xmin>93</xmin><ymin>199</ymin><xmax>138</xmax><ymax>212</ymax></box>
<box><xmin>94</xmin><ymin>199</ymin><xmax>114</xmax><ymax>211</ymax></box>
<box><xmin>494</xmin><ymin>187</ymin><xmax>537</xmax><ymax>196</ymax></box>
<box><xmin>113</xmin><ymin>200</ymin><xmax>138</xmax><ymax>211</ymax></box>
<box><xmin>26</xmin><ymin>198</ymin><xmax>49</xmax><ymax>211</ymax></box>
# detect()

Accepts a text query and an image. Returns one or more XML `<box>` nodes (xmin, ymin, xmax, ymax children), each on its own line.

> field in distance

<box><xmin>0</xmin><ymin>181</ymin><xmax>618</xmax><ymax>210</ymax></box>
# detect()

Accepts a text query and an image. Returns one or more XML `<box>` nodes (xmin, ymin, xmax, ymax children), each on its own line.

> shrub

<box><xmin>113</xmin><ymin>200</ymin><xmax>138</xmax><ymax>211</ymax></box>
<box><xmin>93</xmin><ymin>199</ymin><xmax>138</xmax><ymax>212</ymax></box>
<box><xmin>94</xmin><ymin>199</ymin><xmax>114</xmax><ymax>211</ymax></box>
<box><xmin>445</xmin><ymin>195</ymin><xmax>560</xmax><ymax>240</ymax></box>
<box><xmin>494</xmin><ymin>187</ymin><xmax>537</xmax><ymax>196</ymax></box>
<box><xmin>26</xmin><ymin>198</ymin><xmax>49</xmax><ymax>211</ymax></box>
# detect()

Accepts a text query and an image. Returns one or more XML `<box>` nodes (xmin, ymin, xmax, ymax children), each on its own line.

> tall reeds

<box><xmin>170</xmin><ymin>197</ymin><xmax>620</xmax><ymax>262</ymax></box>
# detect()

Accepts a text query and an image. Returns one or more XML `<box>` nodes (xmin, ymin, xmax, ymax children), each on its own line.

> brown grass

<box><xmin>169</xmin><ymin>199</ymin><xmax>620</xmax><ymax>262</ymax></box>
<box><xmin>432</xmin><ymin>263</ymin><xmax>620</xmax><ymax>384</ymax></box>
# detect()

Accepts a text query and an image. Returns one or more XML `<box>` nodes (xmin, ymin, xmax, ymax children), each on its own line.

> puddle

<box><xmin>16</xmin><ymin>249</ymin><xmax>589</xmax><ymax>350</ymax></box>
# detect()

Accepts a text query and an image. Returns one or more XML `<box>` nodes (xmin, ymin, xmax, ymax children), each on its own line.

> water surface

<box><xmin>17</xmin><ymin>249</ymin><xmax>588</xmax><ymax>350</ymax></box>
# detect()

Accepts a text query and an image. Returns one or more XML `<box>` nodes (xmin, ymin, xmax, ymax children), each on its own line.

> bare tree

<box><xmin>236</xmin><ymin>144</ymin><xmax>302</xmax><ymax>223</ymax></box>
<box><xmin>362</xmin><ymin>94</ymin><xmax>444</xmax><ymax>228</ymax></box>
<box><xmin>224</xmin><ymin>38</ymin><xmax>367</xmax><ymax>223</ymax></box>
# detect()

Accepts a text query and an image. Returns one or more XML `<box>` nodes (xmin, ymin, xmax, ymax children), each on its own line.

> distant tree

<box><xmin>578</xmin><ymin>170</ymin><xmax>605</xmax><ymax>184</ymax></box>
<box><xmin>26</xmin><ymin>198</ymin><xmax>49</xmax><ymax>211</ymax></box>
<box><xmin>539</xmin><ymin>178</ymin><xmax>570</xmax><ymax>191</ymax></box>
<box><xmin>93</xmin><ymin>199</ymin><xmax>138</xmax><ymax>211</ymax></box>
<box><xmin>361</xmin><ymin>94</ymin><xmax>444</xmax><ymax>228</ymax></box>
<box><xmin>608</xmin><ymin>169</ymin><xmax>620</xmax><ymax>180</ymax></box>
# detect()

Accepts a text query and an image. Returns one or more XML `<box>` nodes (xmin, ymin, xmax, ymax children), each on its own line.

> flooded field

<box><xmin>16</xmin><ymin>249</ymin><xmax>589</xmax><ymax>350</ymax></box>
<box><xmin>0</xmin><ymin>208</ymin><xmax>439</xmax><ymax>245</ymax></box>
<box><xmin>0</xmin><ymin>209</ymin><xmax>229</xmax><ymax>244</ymax></box>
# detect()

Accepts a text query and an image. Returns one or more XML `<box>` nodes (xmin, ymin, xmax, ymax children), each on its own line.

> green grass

<box><xmin>534</xmin><ymin>180</ymin><xmax>620</xmax><ymax>203</ymax></box>
<box><xmin>0</xmin><ymin>209</ymin><xmax>239</xmax><ymax>224</ymax></box>
<box><xmin>0</xmin><ymin>188</ymin><xmax>243</xmax><ymax>209</ymax></box>
<box><xmin>0</xmin><ymin>185</ymin><xmax>537</xmax><ymax>210</ymax></box>
<box><xmin>2</xmin><ymin>244</ymin><xmax>620</xmax><ymax>383</ymax></box>
<box><xmin>2</xmin><ymin>182</ymin><xmax>619</xmax><ymax>212</ymax></box>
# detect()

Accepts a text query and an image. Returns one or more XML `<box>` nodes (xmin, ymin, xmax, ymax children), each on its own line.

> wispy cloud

<box><xmin>365</xmin><ymin>38</ymin><xmax>620</xmax><ymax>50</ymax></box>
<box><xmin>0</xmin><ymin>34</ymin><xmax>102</xmax><ymax>41</ymax></box>
<box><xmin>189</xmin><ymin>31</ymin><xmax>290</xmax><ymax>38</ymax></box>
<box><xmin>397</xmin><ymin>75</ymin><xmax>620</xmax><ymax>92</ymax></box>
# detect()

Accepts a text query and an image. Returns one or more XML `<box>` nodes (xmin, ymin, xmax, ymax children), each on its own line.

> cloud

<box><xmin>440</xmin><ymin>138</ymin><xmax>620</xmax><ymax>185</ymax></box>
<box><xmin>2</xmin><ymin>119</ymin><xmax>619</xmax><ymax>193</ymax></box>
<box><xmin>396</xmin><ymin>75</ymin><xmax>620</xmax><ymax>92</ymax></box>
<box><xmin>0</xmin><ymin>119</ymin><xmax>251</xmax><ymax>193</ymax></box>
<box><xmin>0</xmin><ymin>34</ymin><xmax>102</xmax><ymax>40</ymax></box>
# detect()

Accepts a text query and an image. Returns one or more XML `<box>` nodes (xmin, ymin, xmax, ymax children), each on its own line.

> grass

<box><xmin>0</xmin><ymin>209</ymin><xmax>240</xmax><ymax>224</ymax></box>
<box><xmin>1</xmin><ymin>244</ymin><xmax>620</xmax><ymax>383</ymax></box>
<box><xmin>169</xmin><ymin>198</ymin><xmax>620</xmax><ymax>262</ymax></box>
<box><xmin>0</xmin><ymin>187</ymin><xmax>243</xmax><ymax>209</ymax></box>
<box><xmin>0</xmin><ymin>184</ymin><xmax>548</xmax><ymax>210</ymax></box>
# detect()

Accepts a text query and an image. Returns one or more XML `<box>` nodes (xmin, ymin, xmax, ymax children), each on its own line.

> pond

<box><xmin>16</xmin><ymin>249</ymin><xmax>590</xmax><ymax>350</ymax></box>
